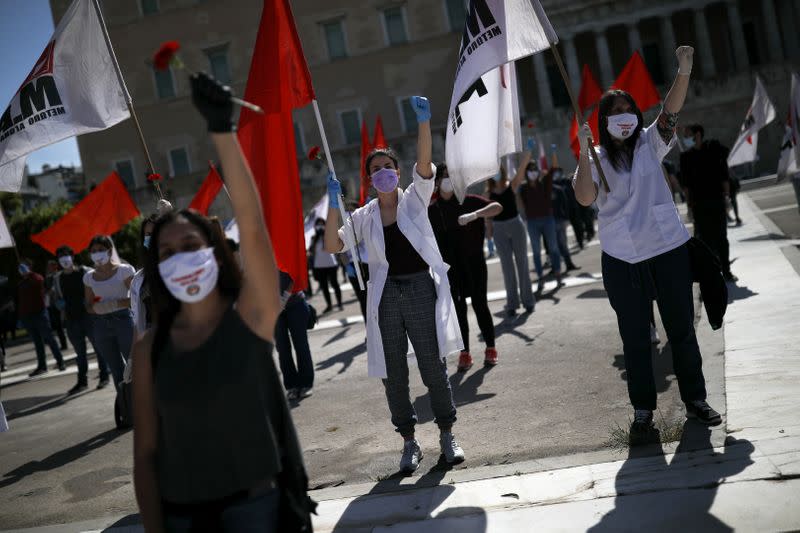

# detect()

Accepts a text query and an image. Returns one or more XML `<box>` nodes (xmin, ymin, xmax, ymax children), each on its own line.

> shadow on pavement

<box><xmin>493</xmin><ymin>312</ymin><xmax>539</xmax><ymax>345</ymax></box>
<box><xmin>315</xmin><ymin>342</ymin><xmax>367</xmax><ymax>376</ymax></box>
<box><xmin>6</xmin><ymin>388</ymin><xmax>96</xmax><ymax>421</ymax></box>
<box><xmin>589</xmin><ymin>421</ymin><xmax>754</xmax><ymax>531</ymax></box>
<box><xmin>323</xmin><ymin>327</ymin><xmax>351</xmax><ymax>347</ymax></box>
<box><xmin>612</xmin><ymin>341</ymin><xmax>675</xmax><ymax>394</ymax></box>
<box><xmin>737</xmin><ymin>232</ymin><xmax>788</xmax><ymax>242</ymax></box>
<box><xmin>104</xmin><ymin>514</ymin><xmax>141</xmax><ymax>530</ymax></box>
<box><xmin>412</xmin><ymin>367</ymin><xmax>496</xmax><ymax>425</ymax></box>
<box><xmin>577</xmin><ymin>288</ymin><xmax>608</xmax><ymax>299</ymax></box>
<box><xmin>0</xmin><ymin>428</ymin><xmax>128</xmax><ymax>490</ymax></box>
<box><xmin>331</xmin><ymin>456</ymin><xmax>487</xmax><ymax>532</ymax></box>
<box><xmin>727</xmin><ymin>284</ymin><xmax>758</xmax><ymax>304</ymax></box>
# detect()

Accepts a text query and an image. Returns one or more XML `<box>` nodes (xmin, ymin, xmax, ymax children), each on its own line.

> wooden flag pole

<box><xmin>311</xmin><ymin>100</ymin><xmax>366</xmax><ymax>292</ymax></box>
<box><xmin>91</xmin><ymin>0</ymin><xmax>164</xmax><ymax>201</ymax></box>
<box><xmin>549</xmin><ymin>43</ymin><xmax>611</xmax><ymax>193</ymax></box>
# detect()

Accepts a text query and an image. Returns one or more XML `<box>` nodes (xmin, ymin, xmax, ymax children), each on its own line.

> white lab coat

<box><xmin>338</xmin><ymin>163</ymin><xmax>463</xmax><ymax>378</ymax></box>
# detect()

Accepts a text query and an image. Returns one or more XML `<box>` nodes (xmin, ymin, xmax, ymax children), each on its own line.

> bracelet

<box><xmin>678</xmin><ymin>67</ymin><xmax>692</xmax><ymax>76</ymax></box>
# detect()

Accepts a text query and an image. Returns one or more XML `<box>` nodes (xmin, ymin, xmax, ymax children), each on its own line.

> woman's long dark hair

<box><xmin>598</xmin><ymin>90</ymin><xmax>644</xmax><ymax>171</ymax></box>
<box><xmin>144</xmin><ymin>209</ymin><xmax>242</xmax><ymax>367</ymax></box>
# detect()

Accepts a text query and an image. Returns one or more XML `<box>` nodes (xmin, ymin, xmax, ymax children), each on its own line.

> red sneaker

<box><xmin>484</xmin><ymin>347</ymin><xmax>498</xmax><ymax>366</ymax></box>
<box><xmin>457</xmin><ymin>351</ymin><xmax>473</xmax><ymax>371</ymax></box>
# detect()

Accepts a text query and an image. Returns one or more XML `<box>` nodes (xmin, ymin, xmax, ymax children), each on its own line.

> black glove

<box><xmin>190</xmin><ymin>72</ymin><xmax>234</xmax><ymax>133</ymax></box>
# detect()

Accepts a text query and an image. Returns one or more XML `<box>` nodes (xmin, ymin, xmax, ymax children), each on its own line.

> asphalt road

<box><xmin>0</xmin><ymin>180</ymin><xmax>796</xmax><ymax>530</ymax></box>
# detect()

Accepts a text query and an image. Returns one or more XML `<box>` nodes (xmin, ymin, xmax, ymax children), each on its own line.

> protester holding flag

<box><xmin>573</xmin><ymin>46</ymin><xmax>722</xmax><ymax>431</ymax></box>
<box><xmin>83</xmin><ymin>236</ymin><xmax>135</xmax><ymax>389</ymax></box>
<box><xmin>17</xmin><ymin>258</ymin><xmax>66</xmax><ymax>377</ymax></box>
<box><xmin>487</xmin><ymin>150</ymin><xmax>536</xmax><ymax>317</ymax></box>
<box><xmin>132</xmin><ymin>73</ymin><xmax>314</xmax><ymax>532</ymax></box>
<box><xmin>309</xmin><ymin>219</ymin><xmax>343</xmax><ymax>313</ymax></box>
<box><xmin>430</xmin><ymin>163</ymin><xmax>503</xmax><ymax>371</ymax></box>
<box><xmin>323</xmin><ymin>96</ymin><xmax>465</xmax><ymax>474</ymax></box>
<box><xmin>44</xmin><ymin>260</ymin><xmax>68</xmax><ymax>351</ymax></box>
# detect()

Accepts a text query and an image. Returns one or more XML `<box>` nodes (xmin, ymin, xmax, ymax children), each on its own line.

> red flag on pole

<box><xmin>570</xmin><ymin>108</ymin><xmax>601</xmax><ymax>159</ymax></box>
<box><xmin>578</xmin><ymin>65</ymin><xmax>603</xmax><ymax>114</ymax></box>
<box><xmin>237</xmin><ymin>0</ymin><xmax>315</xmax><ymax>291</ymax></box>
<box><xmin>359</xmin><ymin>119</ymin><xmax>372</xmax><ymax>206</ymax></box>
<box><xmin>612</xmin><ymin>51</ymin><xmax>661</xmax><ymax>111</ymax></box>
<box><xmin>372</xmin><ymin>115</ymin><xmax>387</xmax><ymax>149</ymax></box>
<box><xmin>31</xmin><ymin>172</ymin><xmax>140</xmax><ymax>255</ymax></box>
<box><xmin>188</xmin><ymin>163</ymin><xmax>224</xmax><ymax>215</ymax></box>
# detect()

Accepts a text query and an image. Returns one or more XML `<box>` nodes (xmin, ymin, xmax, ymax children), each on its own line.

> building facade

<box><xmin>49</xmin><ymin>0</ymin><xmax>800</xmax><ymax>216</ymax></box>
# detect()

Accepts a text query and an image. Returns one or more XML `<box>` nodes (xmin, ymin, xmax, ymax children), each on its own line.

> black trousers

<box><xmin>693</xmin><ymin>209</ymin><xmax>730</xmax><ymax>275</ymax></box>
<box><xmin>48</xmin><ymin>306</ymin><xmax>68</xmax><ymax>349</ymax></box>
<box><xmin>348</xmin><ymin>265</ymin><xmax>369</xmax><ymax>321</ymax></box>
<box><xmin>312</xmin><ymin>267</ymin><xmax>342</xmax><ymax>308</ymax></box>
<box><xmin>602</xmin><ymin>244</ymin><xmax>707</xmax><ymax>410</ymax></box>
<box><xmin>450</xmin><ymin>254</ymin><xmax>495</xmax><ymax>353</ymax></box>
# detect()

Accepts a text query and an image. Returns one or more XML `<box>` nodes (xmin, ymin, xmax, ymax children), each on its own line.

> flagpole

<box><xmin>549</xmin><ymin>44</ymin><xmax>611</xmax><ymax>193</ymax></box>
<box><xmin>311</xmin><ymin>100</ymin><xmax>366</xmax><ymax>291</ymax></box>
<box><xmin>90</xmin><ymin>0</ymin><xmax>163</xmax><ymax>201</ymax></box>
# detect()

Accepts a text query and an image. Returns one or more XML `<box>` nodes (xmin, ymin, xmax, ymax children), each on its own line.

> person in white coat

<box><xmin>324</xmin><ymin>96</ymin><xmax>464</xmax><ymax>474</ymax></box>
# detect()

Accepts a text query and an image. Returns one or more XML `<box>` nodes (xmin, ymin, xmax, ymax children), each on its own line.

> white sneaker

<box><xmin>650</xmin><ymin>325</ymin><xmax>661</xmax><ymax>345</ymax></box>
<box><xmin>439</xmin><ymin>432</ymin><xmax>465</xmax><ymax>464</ymax></box>
<box><xmin>298</xmin><ymin>387</ymin><xmax>314</xmax><ymax>399</ymax></box>
<box><xmin>399</xmin><ymin>439</ymin><xmax>423</xmax><ymax>473</ymax></box>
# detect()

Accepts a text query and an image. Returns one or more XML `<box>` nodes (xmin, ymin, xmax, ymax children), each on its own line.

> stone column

<box><xmin>760</xmin><ymin>0</ymin><xmax>783</xmax><ymax>62</ymax></box>
<box><xmin>692</xmin><ymin>7</ymin><xmax>716</xmax><ymax>78</ymax></box>
<box><xmin>725</xmin><ymin>0</ymin><xmax>751</xmax><ymax>70</ymax></box>
<box><xmin>532</xmin><ymin>52</ymin><xmax>554</xmax><ymax>111</ymax></box>
<box><xmin>659</xmin><ymin>14</ymin><xmax>677</xmax><ymax>81</ymax></box>
<box><xmin>778</xmin><ymin>0</ymin><xmax>800</xmax><ymax>61</ymax></box>
<box><xmin>562</xmin><ymin>35</ymin><xmax>582</xmax><ymax>95</ymax></box>
<box><xmin>594</xmin><ymin>28</ymin><xmax>614</xmax><ymax>88</ymax></box>
<box><xmin>627</xmin><ymin>22</ymin><xmax>642</xmax><ymax>55</ymax></box>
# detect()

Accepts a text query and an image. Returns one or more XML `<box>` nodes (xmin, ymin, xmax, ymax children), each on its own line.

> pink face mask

<box><xmin>371</xmin><ymin>168</ymin><xmax>399</xmax><ymax>193</ymax></box>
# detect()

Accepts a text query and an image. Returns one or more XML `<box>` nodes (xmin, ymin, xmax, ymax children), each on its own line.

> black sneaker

<box><xmin>630</xmin><ymin>409</ymin><xmax>654</xmax><ymax>433</ymax></box>
<box><xmin>723</xmin><ymin>272</ymin><xmax>738</xmax><ymax>283</ymax></box>
<box><xmin>28</xmin><ymin>367</ymin><xmax>48</xmax><ymax>377</ymax></box>
<box><xmin>96</xmin><ymin>377</ymin><xmax>110</xmax><ymax>390</ymax></box>
<box><xmin>506</xmin><ymin>308</ymin><xmax>518</xmax><ymax>318</ymax></box>
<box><xmin>57</xmin><ymin>362</ymin><xmax>67</xmax><ymax>371</ymax></box>
<box><xmin>69</xmin><ymin>382</ymin><xmax>88</xmax><ymax>395</ymax></box>
<box><xmin>685</xmin><ymin>400</ymin><xmax>722</xmax><ymax>426</ymax></box>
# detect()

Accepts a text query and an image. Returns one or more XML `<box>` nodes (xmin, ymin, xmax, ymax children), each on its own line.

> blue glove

<box><xmin>526</xmin><ymin>137</ymin><xmax>536</xmax><ymax>152</ymax></box>
<box><xmin>327</xmin><ymin>172</ymin><xmax>341</xmax><ymax>209</ymax></box>
<box><xmin>345</xmin><ymin>263</ymin><xmax>356</xmax><ymax>278</ymax></box>
<box><xmin>411</xmin><ymin>96</ymin><xmax>431</xmax><ymax>124</ymax></box>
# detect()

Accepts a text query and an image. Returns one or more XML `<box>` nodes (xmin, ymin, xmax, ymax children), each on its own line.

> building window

<box><xmin>398</xmin><ymin>97</ymin><xmax>418</xmax><ymax>133</ymax></box>
<box><xmin>294</xmin><ymin>121</ymin><xmax>306</xmax><ymax>156</ymax></box>
<box><xmin>114</xmin><ymin>159</ymin><xmax>136</xmax><ymax>190</ymax></box>
<box><xmin>153</xmin><ymin>68</ymin><xmax>176</xmax><ymax>99</ymax></box>
<box><xmin>205</xmin><ymin>46</ymin><xmax>231</xmax><ymax>85</ymax></box>
<box><xmin>323</xmin><ymin>20</ymin><xmax>347</xmax><ymax>61</ymax></box>
<box><xmin>445</xmin><ymin>0</ymin><xmax>467</xmax><ymax>32</ymax></box>
<box><xmin>546</xmin><ymin>64</ymin><xmax>570</xmax><ymax>108</ymax></box>
<box><xmin>382</xmin><ymin>7</ymin><xmax>408</xmax><ymax>46</ymax></box>
<box><xmin>140</xmin><ymin>0</ymin><xmax>159</xmax><ymax>15</ymax></box>
<box><xmin>168</xmin><ymin>147</ymin><xmax>191</xmax><ymax>177</ymax></box>
<box><xmin>338</xmin><ymin>109</ymin><xmax>361</xmax><ymax>145</ymax></box>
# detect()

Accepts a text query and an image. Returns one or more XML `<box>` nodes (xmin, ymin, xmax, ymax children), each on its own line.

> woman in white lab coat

<box><xmin>324</xmin><ymin>96</ymin><xmax>464</xmax><ymax>474</ymax></box>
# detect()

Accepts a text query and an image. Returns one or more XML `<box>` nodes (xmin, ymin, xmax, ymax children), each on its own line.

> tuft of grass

<box><xmin>604</xmin><ymin>410</ymin><xmax>684</xmax><ymax>452</ymax></box>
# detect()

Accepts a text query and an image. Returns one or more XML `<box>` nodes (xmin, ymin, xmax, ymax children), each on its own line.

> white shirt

<box><xmin>313</xmin><ymin>238</ymin><xmax>338</xmax><ymax>269</ymax></box>
<box><xmin>584</xmin><ymin>121</ymin><xmax>689</xmax><ymax>264</ymax></box>
<box><xmin>130</xmin><ymin>269</ymin><xmax>147</xmax><ymax>337</ymax></box>
<box><xmin>83</xmin><ymin>264</ymin><xmax>135</xmax><ymax>314</ymax></box>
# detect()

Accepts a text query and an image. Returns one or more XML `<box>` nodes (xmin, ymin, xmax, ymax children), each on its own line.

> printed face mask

<box><xmin>58</xmin><ymin>256</ymin><xmax>74</xmax><ymax>269</ymax></box>
<box><xmin>606</xmin><ymin>113</ymin><xmax>639</xmax><ymax>140</ymax></box>
<box><xmin>683</xmin><ymin>137</ymin><xmax>696</xmax><ymax>149</ymax></box>
<box><xmin>158</xmin><ymin>247</ymin><xmax>219</xmax><ymax>303</ymax></box>
<box><xmin>143</xmin><ymin>235</ymin><xmax>152</xmax><ymax>249</ymax></box>
<box><xmin>371</xmin><ymin>168</ymin><xmax>399</xmax><ymax>194</ymax></box>
<box><xmin>439</xmin><ymin>178</ymin><xmax>454</xmax><ymax>194</ymax></box>
<box><xmin>91</xmin><ymin>251</ymin><xmax>110</xmax><ymax>266</ymax></box>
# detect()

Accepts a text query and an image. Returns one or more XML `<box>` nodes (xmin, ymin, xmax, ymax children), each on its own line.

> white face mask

<box><xmin>683</xmin><ymin>137</ymin><xmax>696</xmax><ymax>149</ymax></box>
<box><xmin>158</xmin><ymin>247</ymin><xmax>219</xmax><ymax>303</ymax></box>
<box><xmin>58</xmin><ymin>256</ymin><xmax>74</xmax><ymax>269</ymax></box>
<box><xmin>91</xmin><ymin>251</ymin><xmax>110</xmax><ymax>266</ymax></box>
<box><xmin>606</xmin><ymin>113</ymin><xmax>639</xmax><ymax>140</ymax></box>
<box><xmin>439</xmin><ymin>178</ymin><xmax>454</xmax><ymax>194</ymax></box>
<box><xmin>527</xmin><ymin>170</ymin><xmax>539</xmax><ymax>180</ymax></box>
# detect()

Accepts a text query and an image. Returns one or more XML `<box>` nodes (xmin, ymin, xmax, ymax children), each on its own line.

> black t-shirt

<box><xmin>429</xmin><ymin>194</ymin><xmax>489</xmax><ymax>262</ymax></box>
<box><xmin>58</xmin><ymin>267</ymin><xmax>89</xmax><ymax>320</ymax></box>
<box><xmin>679</xmin><ymin>140</ymin><xmax>730</xmax><ymax>209</ymax></box>
<box><xmin>490</xmin><ymin>186</ymin><xmax>518</xmax><ymax>221</ymax></box>
<box><xmin>384</xmin><ymin>222</ymin><xmax>429</xmax><ymax>276</ymax></box>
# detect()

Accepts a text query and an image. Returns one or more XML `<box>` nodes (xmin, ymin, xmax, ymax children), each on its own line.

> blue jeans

<box><xmin>275</xmin><ymin>299</ymin><xmax>314</xmax><ymax>390</ymax></box>
<box><xmin>91</xmin><ymin>310</ymin><xmax>134</xmax><ymax>388</ymax></box>
<box><xmin>526</xmin><ymin>216</ymin><xmax>561</xmax><ymax>278</ymax></box>
<box><xmin>164</xmin><ymin>487</ymin><xmax>280</xmax><ymax>532</ymax></box>
<box><xmin>21</xmin><ymin>311</ymin><xmax>64</xmax><ymax>369</ymax></box>
<box><xmin>66</xmin><ymin>315</ymin><xmax>109</xmax><ymax>384</ymax></box>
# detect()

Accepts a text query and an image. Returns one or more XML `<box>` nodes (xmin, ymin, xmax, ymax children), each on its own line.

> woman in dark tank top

<box><xmin>131</xmin><ymin>74</ymin><xmax>314</xmax><ymax>532</ymax></box>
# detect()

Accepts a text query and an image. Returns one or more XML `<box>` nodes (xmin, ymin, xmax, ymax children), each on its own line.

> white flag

<box><xmin>0</xmin><ymin>209</ymin><xmax>13</xmax><ymax>249</ymax></box>
<box><xmin>789</xmin><ymin>72</ymin><xmax>800</xmax><ymax>171</ymax></box>
<box><xmin>778</xmin><ymin>125</ymin><xmax>799</xmax><ymax>179</ymax></box>
<box><xmin>304</xmin><ymin>194</ymin><xmax>329</xmax><ymax>249</ymax></box>
<box><xmin>0</xmin><ymin>0</ymin><xmax>130</xmax><ymax>191</ymax></box>
<box><xmin>727</xmin><ymin>76</ymin><xmax>776</xmax><ymax>168</ymax></box>
<box><xmin>446</xmin><ymin>0</ymin><xmax>556</xmax><ymax>201</ymax></box>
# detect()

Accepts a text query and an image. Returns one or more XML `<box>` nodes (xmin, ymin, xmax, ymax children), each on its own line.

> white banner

<box><xmin>778</xmin><ymin>125</ymin><xmax>799</xmax><ymax>179</ymax></box>
<box><xmin>304</xmin><ymin>194</ymin><xmax>329</xmax><ymax>249</ymax></box>
<box><xmin>0</xmin><ymin>0</ymin><xmax>130</xmax><ymax>191</ymax></box>
<box><xmin>728</xmin><ymin>75</ymin><xmax>776</xmax><ymax>168</ymax></box>
<box><xmin>0</xmin><ymin>209</ymin><xmax>13</xmax><ymax>249</ymax></box>
<box><xmin>446</xmin><ymin>0</ymin><xmax>555</xmax><ymax>201</ymax></box>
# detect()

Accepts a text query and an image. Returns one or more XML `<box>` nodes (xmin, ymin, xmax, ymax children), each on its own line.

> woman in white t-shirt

<box><xmin>83</xmin><ymin>235</ymin><xmax>136</xmax><ymax>389</ymax></box>
<box><xmin>573</xmin><ymin>46</ymin><xmax>721</xmax><ymax>432</ymax></box>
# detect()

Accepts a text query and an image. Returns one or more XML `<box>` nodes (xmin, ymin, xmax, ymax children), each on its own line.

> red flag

<box><xmin>237</xmin><ymin>0</ymin><xmax>315</xmax><ymax>291</ymax></box>
<box><xmin>570</xmin><ymin>108</ymin><xmax>601</xmax><ymax>160</ymax></box>
<box><xmin>359</xmin><ymin>120</ymin><xmax>372</xmax><ymax>206</ymax></box>
<box><xmin>188</xmin><ymin>164</ymin><xmax>224</xmax><ymax>215</ymax></box>
<box><xmin>373</xmin><ymin>115</ymin><xmax>387</xmax><ymax>149</ymax></box>
<box><xmin>612</xmin><ymin>51</ymin><xmax>660</xmax><ymax>112</ymax></box>
<box><xmin>537</xmin><ymin>136</ymin><xmax>549</xmax><ymax>172</ymax></box>
<box><xmin>578</xmin><ymin>65</ymin><xmax>602</xmax><ymax>114</ymax></box>
<box><xmin>31</xmin><ymin>172</ymin><xmax>140</xmax><ymax>255</ymax></box>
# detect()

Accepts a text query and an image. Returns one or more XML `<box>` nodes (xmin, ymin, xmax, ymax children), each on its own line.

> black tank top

<box><xmin>154</xmin><ymin>306</ymin><xmax>286</xmax><ymax>503</ymax></box>
<box><xmin>490</xmin><ymin>186</ymin><xmax>518</xmax><ymax>221</ymax></box>
<box><xmin>384</xmin><ymin>222</ymin><xmax>429</xmax><ymax>276</ymax></box>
